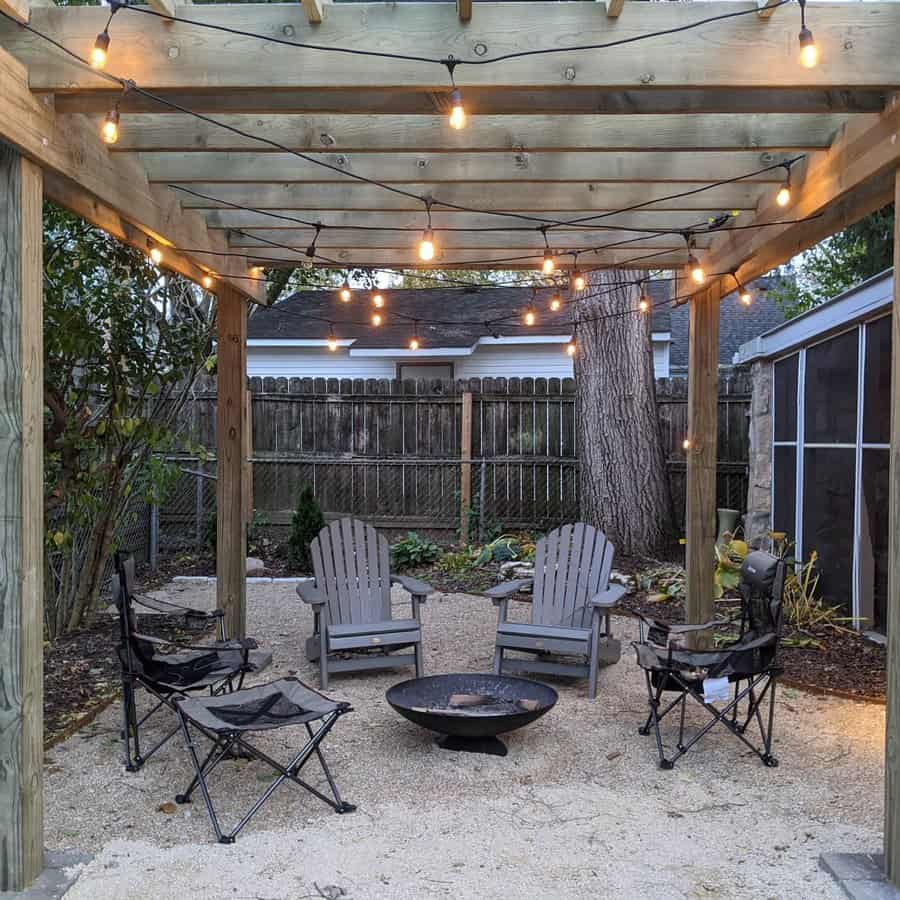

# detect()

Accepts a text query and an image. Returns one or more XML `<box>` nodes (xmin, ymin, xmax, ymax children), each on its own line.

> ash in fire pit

<box><xmin>387</xmin><ymin>673</ymin><xmax>558</xmax><ymax>756</ymax></box>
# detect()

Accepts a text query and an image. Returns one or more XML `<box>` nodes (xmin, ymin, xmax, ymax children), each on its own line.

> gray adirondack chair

<box><xmin>486</xmin><ymin>523</ymin><xmax>625</xmax><ymax>699</ymax></box>
<box><xmin>296</xmin><ymin>518</ymin><xmax>434</xmax><ymax>689</ymax></box>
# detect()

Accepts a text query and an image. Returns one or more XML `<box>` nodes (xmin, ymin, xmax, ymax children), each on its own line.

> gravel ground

<box><xmin>47</xmin><ymin>582</ymin><xmax>885</xmax><ymax>899</ymax></box>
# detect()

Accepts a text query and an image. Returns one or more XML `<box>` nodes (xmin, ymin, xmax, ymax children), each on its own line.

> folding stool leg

<box><xmin>177</xmin><ymin>714</ymin><xmax>228</xmax><ymax>843</ymax></box>
<box><xmin>304</xmin><ymin>722</ymin><xmax>356</xmax><ymax>813</ymax></box>
<box><xmin>121</xmin><ymin>675</ymin><xmax>139</xmax><ymax>772</ymax></box>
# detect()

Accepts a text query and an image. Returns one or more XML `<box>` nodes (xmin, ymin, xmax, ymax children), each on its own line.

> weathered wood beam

<box><xmin>886</xmin><ymin>167</ymin><xmax>900</xmax><ymax>889</ymax></box>
<box><xmin>604</xmin><ymin>0</ymin><xmax>625</xmax><ymax>19</ymax></box>
<box><xmin>457</xmin><ymin>0</ymin><xmax>472</xmax><ymax>22</ymax></box>
<box><xmin>0</xmin><ymin>47</ymin><xmax>263</xmax><ymax>303</ymax></box>
<box><xmin>0</xmin><ymin>142</ymin><xmax>43</xmax><ymax>893</ymax></box>
<box><xmin>108</xmin><ymin>112</ymin><xmax>856</xmax><ymax>154</ymax></box>
<box><xmin>52</xmin><ymin>87</ymin><xmax>887</xmax><ymax>118</ymax></box>
<box><xmin>216</xmin><ymin>284</ymin><xmax>248</xmax><ymax>639</ymax></box>
<box><xmin>173</xmin><ymin>181</ymin><xmax>766</xmax><ymax>215</ymax></box>
<box><xmin>5</xmin><ymin>3</ymin><xmax>900</xmax><ymax>91</ymax></box>
<box><xmin>684</xmin><ymin>281</ymin><xmax>720</xmax><ymax>635</ymax></box>
<box><xmin>0</xmin><ymin>0</ymin><xmax>29</xmax><ymax>25</ymax></box>
<box><xmin>147</xmin><ymin>0</ymin><xmax>176</xmax><ymax>17</ymax></box>
<box><xmin>301</xmin><ymin>0</ymin><xmax>326</xmax><ymax>24</ymax></box>
<box><xmin>696</xmin><ymin>93</ymin><xmax>900</xmax><ymax>296</ymax></box>
<box><xmin>756</xmin><ymin>0</ymin><xmax>782</xmax><ymax>19</ymax></box>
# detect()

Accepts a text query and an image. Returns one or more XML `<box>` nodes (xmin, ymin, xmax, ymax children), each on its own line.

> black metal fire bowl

<box><xmin>386</xmin><ymin>673</ymin><xmax>558</xmax><ymax>756</ymax></box>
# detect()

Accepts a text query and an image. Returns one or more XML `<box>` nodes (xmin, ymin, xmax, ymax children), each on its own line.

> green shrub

<box><xmin>287</xmin><ymin>484</ymin><xmax>326</xmax><ymax>572</ymax></box>
<box><xmin>391</xmin><ymin>532</ymin><xmax>441</xmax><ymax>571</ymax></box>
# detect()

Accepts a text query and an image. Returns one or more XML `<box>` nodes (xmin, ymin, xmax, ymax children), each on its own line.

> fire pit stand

<box><xmin>386</xmin><ymin>673</ymin><xmax>558</xmax><ymax>757</ymax></box>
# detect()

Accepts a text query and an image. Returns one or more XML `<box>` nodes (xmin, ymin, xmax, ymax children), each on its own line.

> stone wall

<box><xmin>745</xmin><ymin>359</ymin><xmax>773</xmax><ymax>546</ymax></box>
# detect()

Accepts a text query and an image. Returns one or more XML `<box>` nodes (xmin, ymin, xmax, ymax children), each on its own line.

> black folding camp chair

<box><xmin>113</xmin><ymin>552</ymin><xmax>272</xmax><ymax>772</ymax></box>
<box><xmin>174</xmin><ymin>677</ymin><xmax>356</xmax><ymax>843</ymax></box>
<box><xmin>633</xmin><ymin>550</ymin><xmax>787</xmax><ymax>770</ymax></box>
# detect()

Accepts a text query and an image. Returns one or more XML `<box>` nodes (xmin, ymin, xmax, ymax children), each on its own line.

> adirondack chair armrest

<box><xmin>589</xmin><ymin>584</ymin><xmax>627</xmax><ymax>609</ymax></box>
<box><xmin>390</xmin><ymin>574</ymin><xmax>434</xmax><ymax>599</ymax></box>
<box><xmin>296</xmin><ymin>581</ymin><xmax>327</xmax><ymax>607</ymax></box>
<box><xmin>484</xmin><ymin>579</ymin><xmax>533</xmax><ymax>604</ymax></box>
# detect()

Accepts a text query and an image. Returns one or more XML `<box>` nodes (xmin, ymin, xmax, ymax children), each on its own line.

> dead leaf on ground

<box><xmin>157</xmin><ymin>802</ymin><xmax>177</xmax><ymax>814</ymax></box>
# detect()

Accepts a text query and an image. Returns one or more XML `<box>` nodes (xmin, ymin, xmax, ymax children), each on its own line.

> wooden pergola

<box><xmin>0</xmin><ymin>0</ymin><xmax>899</xmax><ymax>890</ymax></box>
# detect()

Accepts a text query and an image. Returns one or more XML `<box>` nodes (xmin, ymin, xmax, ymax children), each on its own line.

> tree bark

<box><xmin>576</xmin><ymin>269</ymin><xmax>675</xmax><ymax>556</ymax></box>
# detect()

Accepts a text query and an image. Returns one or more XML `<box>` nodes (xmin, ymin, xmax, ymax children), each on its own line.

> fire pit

<box><xmin>386</xmin><ymin>673</ymin><xmax>558</xmax><ymax>756</ymax></box>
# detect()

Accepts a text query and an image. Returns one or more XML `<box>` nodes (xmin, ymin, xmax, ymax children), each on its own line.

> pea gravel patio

<box><xmin>45</xmin><ymin>582</ymin><xmax>884</xmax><ymax>900</ymax></box>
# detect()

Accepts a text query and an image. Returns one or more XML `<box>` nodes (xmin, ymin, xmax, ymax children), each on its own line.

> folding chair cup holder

<box><xmin>174</xmin><ymin>678</ymin><xmax>356</xmax><ymax>844</ymax></box>
<box><xmin>633</xmin><ymin>550</ymin><xmax>788</xmax><ymax>771</ymax></box>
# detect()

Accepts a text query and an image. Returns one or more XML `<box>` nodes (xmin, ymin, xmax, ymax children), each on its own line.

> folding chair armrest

<box><xmin>296</xmin><ymin>581</ymin><xmax>327</xmax><ymax>607</ymax></box>
<box><xmin>668</xmin><ymin>620</ymin><xmax>719</xmax><ymax>635</ymax></box>
<box><xmin>131</xmin><ymin>632</ymin><xmax>258</xmax><ymax>654</ymax></box>
<box><xmin>484</xmin><ymin>579</ymin><xmax>533</xmax><ymax>605</ymax></box>
<box><xmin>589</xmin><ymin>584</ymin><xmax>627</xmax><ymax>608</ymax></box>
<box><xmin>390</xmin><ymin>574</ymin><xmax>434</xmax><ymax>600</ymax></box>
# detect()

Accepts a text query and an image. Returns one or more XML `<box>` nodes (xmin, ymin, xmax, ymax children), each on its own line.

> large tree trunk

<box><xmin>576</xmin><ymin>269</ymin><xmax>674</xmax><ymax>556</ymax></box>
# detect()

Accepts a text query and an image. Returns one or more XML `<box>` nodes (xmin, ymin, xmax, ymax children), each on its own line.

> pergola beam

<box><xmin>0</xmin><ymin>47</ymin><xmax>264</xmax><ymax>303</ymax></box>
<box><xmin>0</xmin><ymin>0</ymin><xmax>28</xmax><ymax>25</ymax></box>
<box><xmin>5</xmin><ymin>4</ymin><xmax>898</xmax><ymax>92</ymax></box>
<box><xmin>756</xmin><ymin>0</ymin><xmax>782</xmax><ymax>19</ymax></box>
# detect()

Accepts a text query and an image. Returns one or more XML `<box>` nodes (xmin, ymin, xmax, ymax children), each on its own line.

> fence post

<box><xmin>478</xmin><ymin>459</ymin><xmax>487</xmax><ymax>543</ymax></box>
<box><xmin>195</xmin><ymin>460</ymin><xmax>204</xmax><ymax>552</ymax></box>
<box><xmin>149</xmin><ymin>502</ymin><xmax>159</xmax><ymax>574</ymax></box>
<box><xmin>459</xmin><ymin>390</ymin><xmax>473</xmax><ymax>544</ymax></box>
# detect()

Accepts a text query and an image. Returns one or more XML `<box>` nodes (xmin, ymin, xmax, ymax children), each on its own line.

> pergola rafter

<box><xmin>0</xmin><ymin>0</ymin><xmax>899</xmax><ymax>893</ymax></box>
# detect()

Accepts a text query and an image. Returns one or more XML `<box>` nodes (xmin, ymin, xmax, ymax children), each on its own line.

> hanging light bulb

<box><xmin>448</xmin><ymin>88</ymin><xmax>466</xmax><ymax>130</ymax></box>
<box><xmin>776</xmin><ymin>165</ymin><xmax>792</xmax><ymax>207</ymax></box>
<box><xmin>305</xmin><ymin>224</ymin><xmax>322</xmax><ymax>259</ymax></box>
<box><xmin>101</xmin><ymin>107</ymin><xmax>120</xmax><ymax>145</ymax></box>
<box><xmin>740</xmin><ymin>287</ymin><xmax>753</xmax><ymax>306</ymax></box>
<box><xmin>550</xmin><ymin>293</ymin><xmax>562</xmax><ymax>312</ymax></box>
<box><xmin>327</xmin><ymin>326</ymin><xmax>339</xmax><ymax>352</ymax></box>
<box><xmin>689</xmin><ymin>254</ymin><xmax>705</xmax><ymax>285</ymax></box>
<box><xmin>372</xmin><ymin>293</ymin><xmax>385</xmax><ymax>309</ymax></box>
<box><xmin>524</xmin><ymin>307</ymin><xmax>536</xmax><ymax>327</ymax></box>
<box><xmin>566</xmin><ymin>338</ymin><xmax>577</xmax><ymax>357</ymax></box>
<box><xmin>682</xmin><ymin>438</ymin><xmax>692</xmax><ymax>451</ymax></box>
<box><xmin>639</xmin><ymin>293</ymin><xmax>650</xmax><ymax>314</ymax></box>
<box><xmin>250</xmin><ymin>266</ymin><xmax>264</xmax><ymax>279</ymax></box>
<box><xmin>571</xmin><ymin>270</ymin><xmax>586</xmax><ymax>292</ymax></box>
<box><xmin>372</xmin><ymin>312</ymin><xmax>383</xmax><ymax>327</ymax></box>
<box><xmin>202</xmin><ymin>274</ymin><xmax>214</xmax><ymax>290</ymax></box>
<box><xmin>148</xmin><ymin>242</ymin><xmax>163</xmax><ymax>266</ymax></box>
<box><xmin>339</xmin><ymin>281</ymin><xmax>352</xmax><ymax>303</ymax></box>
<box><xmin>541</xmin><ymin>249</ymin><xmax>555</xmax><ymax>276</ymax></box>
<box><xmin>798</xmin><ymin>0</ymin><xmax>818</xmax><ymax>69</ymax></box>
<box><xmin>91</xmin><ymin>30</ymin><xmax>110</xmax><ymax>69</ymax></box>
<box><xmin>419</xmin><ymin>229</ymin><xmax>436</xmax><ymax>261</ymax></box>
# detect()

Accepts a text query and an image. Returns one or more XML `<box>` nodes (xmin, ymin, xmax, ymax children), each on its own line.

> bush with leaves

<box><xmin>391</xmin><ymin>532</ymin><xmax>441</xmax><ymax>571</ymax></box>
<box><xmin>43</xmin><ymin>203</ymin><xmax>215</xmax><ymax>637</ymax></box>
<box><xmin>287</xmin><ymin>484</ymin><xmax>326</xmax><ymax>572</ymax></box>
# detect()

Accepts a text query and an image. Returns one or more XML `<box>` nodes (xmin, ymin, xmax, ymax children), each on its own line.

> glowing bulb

<box><xmin>799</xmin><ymin>27</ymin><xmax>818</xmax><ymax>69</ymax></box>
<box><xmin>550</xmin><ymin>293</ymin><xmax>562</xmax><ymax>312</ymax></box>
<box><xmin>419</xmin><ymin>229</ymin><xmax>436</xmax><ymax>261</ymax></box>
<box><xmin>101</xmin><ymin>108</ymin><xmax>119</xmax><ymax>145</ymax></box>
<box><xmin>327</xmin><ymin>333</ymin><xmax>339</xmax><ymax>352</ymax></box>
<box><xmin>339</xmin><ymin>282</ymin><xmax>352</xmax><ymax>303</ymax></box>
<box><xmin>448</xmin><ymin>88</ymin><xmax>465</xmax><ymax>130</ymax></box>
<box><xmin>688</xmin><ymin>254</ymin><xmax>705</xmax><ymax>285</ymax></box>
<box><xmin>149</xmin><ymin>244</ymin><xmax>163</xmax><ymax>265</ymax></box>
<box><xmin>541</xmin><ymin>250</ymin><xmax>555</xmax><ymax>276</ymax></box>
<box><xmin>91</xmin><ymin>31</ymin><xmax>109</xmax><ymax>69</ymax></box>
<box><xmin>566</xmin><ymin>340</ymin><xmax>576</xmax><ymax>357</ymax></box>
<box><xmin>409</xmin><ymin>337</ymin><xmax>420</xmax><ymax>351</ymax></box>
<box><xmin>202</xmin><ymin>274</ymin><xmax>214</xmax><ymax>290</ymax></box>
<box><xmin>372</xmin><ymin>293</ymin><xmax>385</xmax><ymax>309</ymax></box>
<box><xmin>524</xmin><ymin>308</ymin><xmax>536</xmax><ymax>327</ymax></box>
<box><xmin>639</xmin><ymin>296</ymin><xmax>650</xmax><ymax>313</ymax></box>
<box><xmin>682</xmin><ymin>438</ymin><xmax>692</xmax><ymax>450</ymax></box>
<box><xmin>372</xmin><ymin>312</ymin><xmax>383</xmax><ymax>327</ymax></box>
<box><xmin>776</xmin><ymin>184</ymin><xmax>791</xmax><ymax>207</ymax></box>
<box><xmin>740</xmin><ymin>288</ymin><xmax>752</xmax><ymax>306</ymax></box>
<box><xmin>571</xmin><ymin>271</ymin><xmax>586</xmax><ymax>292</ymax></box>
<box><xmin>250</xmin><ymin>266</ymin><xmax>263</xmax><ymax>279</ymax></box>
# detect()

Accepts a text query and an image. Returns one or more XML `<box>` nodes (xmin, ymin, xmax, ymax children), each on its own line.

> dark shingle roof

<box><xmin>249</xmin><ymin>285</ymin><xmax>671</xmax><ymax>349</ymax></box>
<box><xmin>668</xmin><ymin>276</ymin><xmax>787</xmax><ymax>369</ymax></box>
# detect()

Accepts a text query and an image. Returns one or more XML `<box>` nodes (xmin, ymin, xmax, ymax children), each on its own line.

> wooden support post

<box><xmin>884</xmin><ymin>169</ymin><xmax>900</xmax><ymax>886</ymax></box>
<box><xmin>216</xmin><ymin>285</ymin><xmax>248</xmax><ymax>639</ymax></box>
<box><xmin>0</xmin><ymin>142</ymin><xmax>44</xmax><ymax>892</ymax></box>
<box><xmin>459</xmin><ymin>390</ymin><xmax>473</xmax><ymax>545</ymax></box>
<box><xmin>685</xmin><ymin>282</ymin><xmax>720</xmax><ymax>637</ymax></box>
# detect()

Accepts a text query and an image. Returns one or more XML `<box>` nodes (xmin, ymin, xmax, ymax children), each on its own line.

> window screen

<box><xmin>772</xmin><ymin>445</ymin><xmax>797</xmax><ymax>537</ymax></box>
<box><xmin>804</xmin><ymin>330</ymin><xmax>859</xmax><ymax>444</ymax></box>
<box><xmin>773</xmin><ymin>353</ymin><xmax>799</xmax><ymax>442</ymax></box>
<box><xmin>864</xmin><ymin>315</ymin><xmax>892</xmax><ymax>445</ymax></box>
<box><xmin>861</xmin><ymin>449</ymin><xmax>889</xmax><ymax>632</ymax></box>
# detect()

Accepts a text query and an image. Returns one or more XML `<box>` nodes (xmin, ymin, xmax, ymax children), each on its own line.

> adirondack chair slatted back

<box><xmin>531</xmin><ymin>523</ymin><xmax>614</xmax><ymax>629</ymax></box>
<box><xmin>311</xmin><ymin>518</ymin><xmax>392</xmax><ymax>625</ymax></box>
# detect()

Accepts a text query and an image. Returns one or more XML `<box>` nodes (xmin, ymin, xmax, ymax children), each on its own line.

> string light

<box><xmin>732</xmin><ymin>272</ymin><xmax>752</xmax><ymax>306</ymax></box>
<box><xmin>448</xmin><ymin>88</ymin><xmax>466</xmax><ymax>130</ymax></box>
<box><xmin>202</xmin><ymin>273</ymin><xmax>214</xmax><ymax>289</ymax></box>
<box><xmin>250</xmin><ymin>265</ymin><xmax>264</xmax><ymax>279</ymax></box>
<box><xmin>372</xmin><ymin>292</ymin><xmax>385</xmax><ymax>309</ymax></box>
<box><xmin>327</xmin><ymin>324</ymin><xmax>339</xmax><ymax>352</ymax></box>
<box><xmin>409</xmin><ymin>321</ymin><xmax>421</xmax><ymax>351</ymax></box>
<box><xmin>682</xmin><ymin>438</ymin><xmax>692</xmax><ymax>450</ymax></box>
<box><xmin>539</xmin><ymin>228</ymin><xmax>555</xmax><ymax>275</ymax></box>
<box><xmin>91</xmin><ymin>30</ymin><xmax>110</xmax><ymax>69</ymax></box>
<box><xmin>101</xmin><ymin>107</ymin><xmax>120</xmax><ymax>145</ymax></box>
<box><xmin>776</xmin><ymin>163</ymin><xmax>792</xmax><ymax>207</ymax></box>
<box><xmin>372</xmin><ymin>312</ymin><xmax>383</xmax><ymax>327</ymax></box>
<box><xmin>566</xmin><ymin>338</ymin><xmax>577</xmax><ymax>357</ymax></box>
<box><xmin>684</xmin><ymin>234</ymin><xmax>705</xmax><ymax>285</ymax></box>
<box><xmin>305</xmin><ymin>224</ymin><xmax>322</xmax><ymax>258</ymax></box>
<box><xmin>148</xmin><ymin>241</ymin><xmax>163</xmax><ymax>265</ymax></box>
<box><xmin>798</xmin><ymin>0</ymin><xmax>818</xmax><ymax>68</ymax></box>
<box><xmin>571</xmin><ymin>270</ymin><xmax>586</xmax><ymax>292</ymax></box>
<box><xmin>638</xmin><ymin>282</ymin><xmax>651</xmax><ymax>313</ymax></box>
<box><xmin>524</xmin><ymin>306</ymin><xmax>537</xmax><ymax>327</ymax></box>
<box><xmin>418</xmin><ymin>200</ymin><xmax>436</xmax><ymax>260</ymax></box>
<box><xmin>339</xmin><ymin>281</ymin><xmax>352</xmax><ymax>302</ymax></box>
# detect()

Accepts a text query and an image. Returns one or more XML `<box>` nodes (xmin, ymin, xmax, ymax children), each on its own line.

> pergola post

<box><xmin>685</xmin><ymin>281</ymin><xmax>721</xmax><ymax>634</ymax></box>
<box><xmin>216</xmin><ymin>284</ymin><xmax>248</xmax><ymax>639</ymax></box>
<box><xmin>0</xmin><ymin>142</ymin><xmax>44</xmax><ymax>891</ymax></box>
<box><xmin>885</xmin><ymin>168</ymin><xmax>900</xmax><ymax>886</ymax></box>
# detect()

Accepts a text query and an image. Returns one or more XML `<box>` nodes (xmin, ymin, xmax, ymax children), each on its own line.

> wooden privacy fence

<box><xmin>158</xmin><ymin>371</ymin><xmax>751</xmax><ymax>547</ymax></box>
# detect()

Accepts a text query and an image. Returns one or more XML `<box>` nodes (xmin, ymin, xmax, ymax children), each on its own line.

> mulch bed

<box><xmin>44</xmin><ymin>609</ymin><xmax>214</xmax><ymax>748</ymax></box>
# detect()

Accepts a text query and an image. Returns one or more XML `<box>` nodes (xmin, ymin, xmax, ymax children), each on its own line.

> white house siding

<box><xmin>247</xmin><ymin>338</ymin><xmax>671</xmax><ymax>379</ymax></box>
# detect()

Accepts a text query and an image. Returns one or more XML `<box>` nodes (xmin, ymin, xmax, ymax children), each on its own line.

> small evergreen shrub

<box><xmin>287</xmin><ymin>484</ymin><xmax>326</xmax><ymax>572</ymax></box>
<box><xmin>391</xmin><ymin>532</ymin><xmax>441</xmax><ymax>571</ymax></box>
